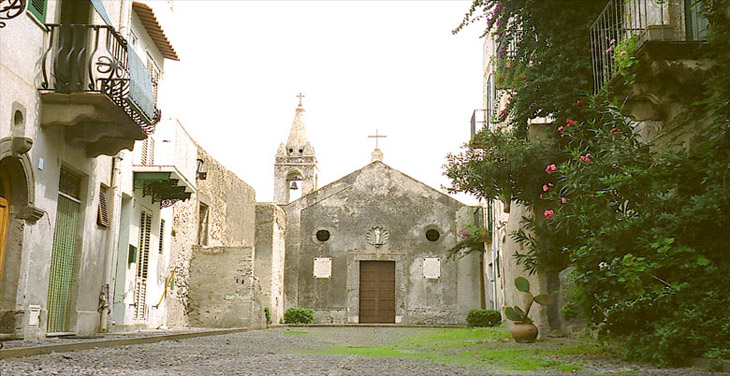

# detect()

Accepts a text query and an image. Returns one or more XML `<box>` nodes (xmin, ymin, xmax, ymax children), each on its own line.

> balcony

<box><xmin>470</xmin><ymin>109</ymin><xmax>488</xmax><ymax>136</ymax></box>
<box><xmin>40</xmin><ymin>24</ymin><xmax>161</xmax><ymax>157</ymax></box>
<box><xmin>132</xmin><ymin>119</ymin><xmax>196</xmax><ymax>208</ymax></box>
<box><xmin>590</xmin><ymin>0</ymin><xmax>708</xmax><ymax>94</ymax></box>
<box><xmin>492</xmin><ymin>31</ymin><xmax>524</xmax><ymax>90</ymax></box>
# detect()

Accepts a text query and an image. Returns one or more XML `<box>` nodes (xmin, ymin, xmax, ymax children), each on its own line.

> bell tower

<box><xmin>274</xmin><ymin>94</ymin><xmax>318</xmax><ymax>205</ymax></box>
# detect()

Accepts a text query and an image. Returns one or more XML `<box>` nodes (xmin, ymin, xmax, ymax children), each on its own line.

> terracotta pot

<box><xmin>510</xmin><ymin>322</ymin><xmax>538</xmax><ymax>343</ymax></box>
<box><xmin>501</xmin><ymin>199</ymin><xmax>511</xmax><ymax>213</ymax></box>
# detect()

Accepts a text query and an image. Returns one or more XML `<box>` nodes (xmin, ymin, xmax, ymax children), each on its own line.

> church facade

<box><xmin>273</xmin><ymin>103</ymin><xmax>484</xmax><ymax>325</ymax></box>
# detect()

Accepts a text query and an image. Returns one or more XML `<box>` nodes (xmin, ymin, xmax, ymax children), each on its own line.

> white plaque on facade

<box><xmin>423</xmin><ymin>258</ymin><xmax>441</xmax><ymax>279</ymax></box>
<box><xmin>313</xmin><ymin>257</ymin><xmax>332</xmax><ymax>279</ymax></box>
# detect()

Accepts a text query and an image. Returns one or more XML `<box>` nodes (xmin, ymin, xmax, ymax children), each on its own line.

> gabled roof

<box><xmin>132</xmin><ymin>2</ymin><xmax>180</xmax><ymax>61</ymax></box>
<box><xmin>286</xmin><ymin>160</ymin><xmax>469</xmax><ymax>208</ymax></box>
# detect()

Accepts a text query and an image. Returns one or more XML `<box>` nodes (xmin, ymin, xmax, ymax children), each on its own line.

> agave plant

<box><xmin>504</xmin><ymin>277</ymin><xmax>554</xmax><ymax>323</ymax></box>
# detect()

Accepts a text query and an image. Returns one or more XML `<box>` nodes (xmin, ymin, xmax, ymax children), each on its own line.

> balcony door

<box><xmin>55</xmin><ymin>0</ymin><xmax>92</xmax><ymax>93</ymax></box>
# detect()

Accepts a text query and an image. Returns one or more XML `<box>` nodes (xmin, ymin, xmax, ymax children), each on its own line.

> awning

<box><xmin>133</xmin><ymin>166</ymin><xmax>195</xmax><ymax>207</ymax></box>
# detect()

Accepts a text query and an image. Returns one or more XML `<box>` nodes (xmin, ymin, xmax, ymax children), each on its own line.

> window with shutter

<box><xmin>97</xmin><ymin>186</ymin><xmax>109</xmax><ymax>227</ymax></box>
<box><xmin>140</xmin><ymin>138</ymin><xmax>155</xmax><ymax>165</ymax></box>
<box><xmin>134</xmin><ymin>210</ymin><xmax>152</xmax><ymax>321</ymax></box>
<box><xmin>158</xmin><ymin>219</ymin><xmax>165</xmax><ymax>254</ymax></box>
<box><xmin>28</xmin><ymin>0</ymin><xmax>47</xmax><ymax>22</ymax></box>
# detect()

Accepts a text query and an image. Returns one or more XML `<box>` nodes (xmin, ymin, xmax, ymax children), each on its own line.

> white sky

<box><xmin>155</xmin><ymin>0</ymin><xmax>484</xmax><ymax>205</ymax></box>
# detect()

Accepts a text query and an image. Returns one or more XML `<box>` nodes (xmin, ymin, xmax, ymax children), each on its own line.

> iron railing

<box><xmin>471</xmin><ymin>109</ymin><xmax>488</xmax><ymax>136</ymax></box>
<box><xmin>590</xmin><ymin>0</ymin><xmax>707</xmax><ymax>93</ymax></box>
<box><xmin>0</xmin><ymin>0</ymin><xmax>25</xmax><ymax>28</ymax></box>
<box><xmin>40</xmin><ymin>24</ymin><xmax>159</xmax><ymax>133</ymax></box>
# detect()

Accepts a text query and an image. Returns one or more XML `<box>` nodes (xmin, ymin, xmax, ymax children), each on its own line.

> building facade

<box><xmin>0</xmin><ymin>0</ymin><xmax>177</xmax><ymax>339</ymax></box>
<box><xmin>274</xmin><ymin>105</ymin><xmax>483</xmax><ymax>325</ymax></box>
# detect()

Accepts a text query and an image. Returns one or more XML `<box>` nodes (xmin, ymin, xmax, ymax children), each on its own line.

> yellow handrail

<box><xmin>155</xmin><ymin>266</ymin><xmax>177</xmax><ymax>308</ymax></box>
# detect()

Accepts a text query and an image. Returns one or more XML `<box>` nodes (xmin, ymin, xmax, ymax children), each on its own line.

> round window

<box><xmin>426</xmin><ymin>229</ymin><xmax>440</xmax><ymax>242</ymax></box>
<box><xmin>316</xmin><ymin>229</ymin><xmax>331</xmax><ymax>242</ymax></box>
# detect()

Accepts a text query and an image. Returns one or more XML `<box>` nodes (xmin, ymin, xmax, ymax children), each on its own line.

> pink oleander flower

<box><xmin>561</xmin><ymin>197</ymin><xmax>567</xmax><ymax>204</ymax></box>
<box><xmin>557</xmin><ymin>126</ymin><xmax>564</xmax><ymax>132</ymax></box>
<box><xmin>576</xmin><ymin>99</ymin><xmax>582</xmax><ymax>106</ymax></box>
<box><xmin>560</xmin><ymin>134</ymin><xmax>565</xmax><ymax>138</ymax></box>
<box><xmin>455</xmin><ymin>242</ymin><xmax>460</xmax><ymax>247</ymax></box>
<box><xmin>566</xmin><ymin>119</ymin><xmax>578</xmax><ymax>127</ymax></box>
<box><xmin>605</xmin><ymin>47</ymin><xmax>613</xmax><ymax>54</ymax></box>
<box><xmin>544</xmin><ymin>209</ymin><xmax>555</xmax><ymax>220</ymax></box>
<box><xmin>609</xmin><ymin>38</ymin><xmax>616</xmax><ymax>45</ymax></box>
<box><xmin>610</xmin><ymin>128</ymin><xmax>622</xmax><ymax>135</ymax></box>
<box><xmin>539</xmin><ymin>193</ymin><xmax>544</xmax><ymax>199</ymax></box>
<box><xmin>548</xmin><ymin>183</ymin><xmax>554</xmax><ymax>187</ymax></box>
<box><xmin>542</xmin><ymin>184</ymin><xmax>550</xmax><ymax>192</ymax></box>
<box><xmin>545</xmin><ymin>164</ymin><xmax>557</xmax><ymax>174</ymax></box>
<box><xmin>460</xmin><ymin>231</ymin><xmax>468</xmax><ymax>237</ymax></box>
<box><xmin>580</xmin><ymin>153</ymin><xmax>592</xmax><ymax>163</ymax></box>
<box><xmin>620</xmin><ymin>51</ymin><xmax>627</xmax><ymax>56</ymax></box>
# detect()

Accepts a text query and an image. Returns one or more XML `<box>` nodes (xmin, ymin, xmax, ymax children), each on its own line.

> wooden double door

<box><xmin>359</xmin><ymin>261</ymin><xmax>395</xmax><ymax>323</ymax></box>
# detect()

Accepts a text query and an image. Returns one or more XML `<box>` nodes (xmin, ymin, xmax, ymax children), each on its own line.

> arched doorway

<box><xmin>0</xmin><ymin>141</ymin><xmax>37</xmax><ymax>335</ymax></box>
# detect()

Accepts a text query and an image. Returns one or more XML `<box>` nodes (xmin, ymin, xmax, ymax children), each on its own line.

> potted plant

<box><xmin>504</xmin><ymin>276</ymin><xmax>554</xmax><ymax>343</ymax></box>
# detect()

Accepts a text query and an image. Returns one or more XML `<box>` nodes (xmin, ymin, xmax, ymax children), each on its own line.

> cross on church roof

<box><xmin>297</xmin><ymin>92</ymin><xmax>305</xmax><ymax>107</ymax></box>
<box><xmin>368</xmin><ymin>129</ymin><xmax>387</xmax><ymax>149</ymax></box>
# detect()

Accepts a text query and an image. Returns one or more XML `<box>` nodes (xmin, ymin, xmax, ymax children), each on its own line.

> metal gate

<box><xmin>47</xmin><ymin>192</ymin><xmax>81</xmax><ymax>333</ymax></box>
<box><xmin>359</xmin><ymin>261</ymin><xmax>396</xmax><ymax>323</ymax></box>
<box><xmin>134</xmin><ymin>210</ymin><xmax>152</xmax><ymax>321</ymax></box>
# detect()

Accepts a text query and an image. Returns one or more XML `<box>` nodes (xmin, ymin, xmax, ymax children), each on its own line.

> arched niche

<box><xmin>285</xmin><ymin>170</ymin><xmax>303</xmax><ymax>202</ymax></box>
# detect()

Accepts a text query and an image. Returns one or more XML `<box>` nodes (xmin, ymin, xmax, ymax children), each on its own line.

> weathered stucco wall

<box><xmin>168</xmin><ymin>143</ymin><xmax>261</xmax><ymax>328</ymax></box>
<box><xmin>284</xmin><ymin>161</ymin><xmax>481</xmax><ymax>324</ymax></box>
<box><xmin>254</xmin><ymin>203</ymin><xmax>286</xmax><ymax>325</ymax></box>
<box><xmin>188</xmin><ymin>246</ymin><xmax>264</xmax><ymax>329</ymax></box>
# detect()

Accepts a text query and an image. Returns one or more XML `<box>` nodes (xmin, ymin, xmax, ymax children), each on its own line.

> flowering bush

<box><xmin>446</xmin><ymin>225</ymin><xmax>488</xmax><ymax>260</ymax></box>
<box><xmin>445</xmin><ymin>128</ymin><xmax>561</xmax><ymax>208</ymax></box>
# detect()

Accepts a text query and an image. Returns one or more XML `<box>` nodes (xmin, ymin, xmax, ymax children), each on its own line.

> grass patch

<box><xmin>558</xmin><ymin>363</ymin><xmax>582</xmax><ymax>372</ymax></box>
<box><xmin>309</xmin><ymin>327</ymin><xmax>612</xmax><ymax>373</ymax></box>
<box><xmin>283</xmin><ymin>330</ymin><xmax>309</xmax><ymax>335</ymax></box>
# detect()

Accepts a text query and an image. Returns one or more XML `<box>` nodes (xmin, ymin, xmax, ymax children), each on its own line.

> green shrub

<box><xmin>284</xmin><ymin>307</ymin><xmax>315</xmax><ymax>324</ymax></box>
<box><xmin>466</xmin><ymin>309</ymin><xmax>501</xmax><ymax>327</ymax></box>
<box><xmin>264</xmin><ymin>307</ymin><xmax>272</xmax><ymax>325</ymax></box>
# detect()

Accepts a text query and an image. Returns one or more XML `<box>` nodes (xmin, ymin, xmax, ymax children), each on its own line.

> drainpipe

<box><xmin>99</xmin><ymin>152</ymin><xmax>124</xmax><ymax>332</ymax></box>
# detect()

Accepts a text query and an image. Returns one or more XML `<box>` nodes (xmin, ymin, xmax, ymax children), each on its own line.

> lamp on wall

<box><xmin>196</xmin><ymin>158</ymin><xmax>207</xmax><ymax>180</ymax></box>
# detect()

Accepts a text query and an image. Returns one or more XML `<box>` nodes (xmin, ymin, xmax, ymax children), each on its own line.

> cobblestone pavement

<box><xmin>0</xmin><ymin>327</ymin><xmax>723</xmax><ymax>375</ymax></box>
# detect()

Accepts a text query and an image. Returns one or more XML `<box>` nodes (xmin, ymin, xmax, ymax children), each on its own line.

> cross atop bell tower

<box><xmin>274</xmin><ymin>95</ymin><xmax>319</xmax><ymax>205</ymax></box>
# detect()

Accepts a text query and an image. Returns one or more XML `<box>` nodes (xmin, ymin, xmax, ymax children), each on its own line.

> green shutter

<box><xmin>28</xmin><ymin>0</ymin><xmax>47</xmax><ymax>22</ymax></box>
<box><xmin>47</xmin><ymin>194</ymin><xmax>81</xmax><ymax>333</ymax></box>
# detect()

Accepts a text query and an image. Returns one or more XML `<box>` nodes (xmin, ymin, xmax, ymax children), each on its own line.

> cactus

<box><xmin>504</xmin><ymin>277</ymin><xmax>554</xmax><ymax>323</ymax></box>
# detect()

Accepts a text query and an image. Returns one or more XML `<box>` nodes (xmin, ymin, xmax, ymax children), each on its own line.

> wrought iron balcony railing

<box><xmin>590</xmin><ymin>0</ymin><xmax>708</xmax><ymax>92</ymax></box>
<box><xmin>40</xmin><ymin>24</ymin><xmax>160</xmax><ymax>133</ymax></box>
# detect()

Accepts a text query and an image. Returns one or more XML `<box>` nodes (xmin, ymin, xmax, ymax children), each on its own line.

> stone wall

<box><xmin>254</xmin><ymin>203</ymin><xmax>286</xmax><ymax>324</ymax></box>
<box><xmin>188</xmin><ymin>246</ymin><xmax>264</xmax><ymax>329</ymax></box>
<box><xmin>168</xmin><ymin>143</ymin><xmax>260</xmax><ymax>328</ymax></box>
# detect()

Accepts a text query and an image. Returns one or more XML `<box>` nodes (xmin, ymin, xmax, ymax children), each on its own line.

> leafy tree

<box><xmin>448</xmin><ymin>0</ymin><xmax>730</xmax><ymax>365</ymax></box>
